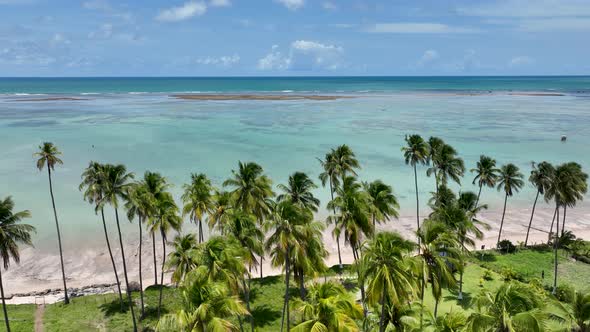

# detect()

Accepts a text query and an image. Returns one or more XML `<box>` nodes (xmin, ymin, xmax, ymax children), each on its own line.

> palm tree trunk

<box><xmin>0</xmin><ymin>267</ymin><xmax>11</xmax><ymax>332</ymax></box>
<box><xmin>101</xmin><ymin>208</ymin><xmax>123</xmax><ymax>310</ymax></box>
<box><xmin>524</xmin><ymin>190</ymin><xmax>540</xmax><ymax>247</ymax></box>
<box><xmin>353</xmin><ymin>244</ymin><xmax>367</xmax><ymax>317</ymax></box>
<box><xmin>379</xmin><ymin>290</ymin><xmax>386</xmax><ymax>332</ymax></box>
<box><xmin>329</xmin><ymin>178</ymin><xmax>343</xmax><ymax>272</ymax></box>
<box><xmin>458</xmin><ymin>238</ymin><xmax>465</xmax><ymax>300</ymax></box>
<box><xmin>420</xmin><ymin>263</ymin><xmax>425</xmax><ymax>330</ymax></box>
<box><xmin>497</xmin><ymin>193</ymin><xmax>508</xmax><ymax>248</ymax></box>
<box><xmin>548</xmin><ymin>207</ymin><xmax>558</xmax><ymax>244</ymax></box>
<box><xmin>138</xmin><ymin>216</ymin><xmax>145</xmax><ymax>318</ymax></box>
<box><xmin>475</xmin><ymin>183</ymin><xmax>483</xmax><ymax>208</ymax></box>
<box><xmin>434</xmin><ymin>298</ymin><xmax>440</xmax><ymax>318</ymax></box>
<box><xmin>47</xmin><ymin>167</ymin><xmax>69</xmax><ymax>304</ymax></box>
<box><xmin>413</xmin><ymin>164</ymin><xmax>421</xmax><ymax>250</ymax></box>
<box><xmin>158</xmin><ymin>231</ymin><xmax>167</xmax><ymax>319</ymax></box>
<box><xmin>114</xmin><ymin>208</ymin><xmax>138</xmax><ymax>332</ymax></box>
<box><xmin>553</xmin><ymin>204</ymin><xmax>560</xmax><ymax>294</ymax></box>
<box><xmin>298</xmin><ymin>268</ymin><xmax>305</xmax><ymax>300</ymax></box>
<box><xmin>260</xmin><ymin>255</ymin><xmax>264</xmax><ymax>280</ymax></box>
<box><xmin>244</xmin><ymin>265</ymin><xmax>254</xmax><ymax>332</ymax></box>
<box><xmin>281</xmin><ymin>245</ymin><xmax>290</xmax><ymax>332</ymax></box>
<box><xmin>561</xmin><ymin>206</ymin><xmax>567</xmax><ymax>237</ymax></box>
<box><xmin>152</xmin><ymin>232</ymin><xmax>158</xmax><ymax>285</ymax></box>
<box><xmin>434</xmin><ymin>169</ymin><xmax>439</xmax><ymax>195</ymax></box>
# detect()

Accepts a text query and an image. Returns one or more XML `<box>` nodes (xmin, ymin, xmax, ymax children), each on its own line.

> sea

<box><xmin>1</xmin><ymin>76</ymin><xmax>589</xmax><ymax>250</ymax></box>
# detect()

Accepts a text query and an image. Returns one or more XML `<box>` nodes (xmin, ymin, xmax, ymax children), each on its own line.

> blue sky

<box><xmin>1</xmin><ymin>0</ymin><xmax>589</xmax><ymax>76</ymax></box>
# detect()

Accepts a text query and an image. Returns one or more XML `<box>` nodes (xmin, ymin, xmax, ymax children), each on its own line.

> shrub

<box><xmin>482</xmin><ymin>269</ymin><xmax>494</xmax><ymax>281</ymax></box>
<box><xmin>501</xmin><ymin>267</ymin><xmax>519</xmax><ymax>281</ymax></box>
<box><xmin>554</xmin><ymin>284</ymin><xmax>575</xmax><ymax>303</ymax></box>
<box><xmin>497</xmin><ymin>240</ymin><xmax>517</xmax><ymax>254</ymax></box>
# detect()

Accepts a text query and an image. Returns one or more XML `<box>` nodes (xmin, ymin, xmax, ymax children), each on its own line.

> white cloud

<box><xmin>322</xmin><ymin>1</ymin><xmax>337</xmax><ymax>10</ymax></box>
<box><xmin>417</xmin><ymin>50</ymin><xmax>439</xmax><ymax>66</ymax></box>
<box><xmin>210</xmin><ymin>0</ymin><xmax>230</xmax><ymax>7</ymax></box>
<box><xmin>0</xmin><ymin>42</ymin><xmax>56</xmax><ymax>65</ymax></box>
<box><xmin>83</xmin><ymin>0</ymin><xmax>111</xmax><ymax>11</ymax></box>
<box><xmin>517</xmin><ymin>18</ymin><xmax>590</xmax><ymax>31</ymax></box>
<box><xmin>457</xmin><ymin>0</ymin><xmax>590</xmax><ymax>18</ymax></box>
<box><xmin>50</xmin><ymin>33</ymin><xmax>71</xmax><ymax>46</ymax></box>
<box><xmin>366</xmin><ymin>23</ymin><xmax>479</xmax><ymax>34</ymax></box>
<box><xmin>509</xmin><ymin>56</ymin><xmax>534</xmax><ymax>67</ymax></box>
<box><xmin>156</xmin><ymin>1</ymin><xmax>207</xmax><ymax>22</ymax></box>
<box><xmin>196</xmin><ymin>54</ymin><xmax>240</xmax><ymax>67</ymax></box>
<box><xmin>88</xmin><ymin>23</ymin><xmax>114</xmax><ymax>39</ymax></box>
<box><xmin>276</xmin><ymin>0</ymin><xmax>304</xmax><ymax>11</ymax></box>
<box><xmin>258</xmin><ymin>40</ymin><xmax>344</xmax><ymax>71</ymax></box>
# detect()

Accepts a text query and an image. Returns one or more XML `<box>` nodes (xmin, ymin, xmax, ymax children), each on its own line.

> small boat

<box><xmin>561</xmin><ymin>135</ymin><xmax>567</xmax><ymax>142</ymax></box>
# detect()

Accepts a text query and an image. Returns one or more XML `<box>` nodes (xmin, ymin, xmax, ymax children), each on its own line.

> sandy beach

<box><xmin>4</xmin><ymin>204</ymin><xmax>589</xmax><ymax>304</ymax></box>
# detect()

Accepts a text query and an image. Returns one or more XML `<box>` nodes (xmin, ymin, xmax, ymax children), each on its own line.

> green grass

<box><xmin>0</xmin><ymin>304</ymin><xmax>36</xmax><ymax>332</ymax></box>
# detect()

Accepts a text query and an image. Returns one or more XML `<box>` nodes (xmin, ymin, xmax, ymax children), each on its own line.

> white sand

<box><xmin>3</xmin><ymin>205</ymin><xmax>589</xmax><ymax>304</ymax></box>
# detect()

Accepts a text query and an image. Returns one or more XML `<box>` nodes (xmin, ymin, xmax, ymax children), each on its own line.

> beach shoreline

<box><xmin>170</xmin><ymin>94</ymin><xmax>353</xmax><ymax>101</ymax></box>
<box><xmin>5</xmin><ymin>205</ymin><xmax>589</xmax><ymax>304</ymax></box>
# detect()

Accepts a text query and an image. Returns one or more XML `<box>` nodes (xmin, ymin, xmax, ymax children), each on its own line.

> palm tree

<box><xmin>465</xmin><ymin>282</ymin><xmax>548</xmax><ymax>331</ymax></box>
<box><xmin>402</xmin><ymin>134</ymin><xmax>429</xmax><ymax>246</ymax></box>
<box><xmin>223</xmin><ymin>161</ymin><xmax>274</xmax><ymax>279</ymax></box>
<box><xmin>0</xmin><ymin>196</ymin><xmax>35</xmax><ymax>332</ymax></box>
<box><xmin>182</xmin><ymin>173</ymin><xmax>214</xmax><ymax>243</ymax></box>
<box><xmin>34</xmin><ymin>142</ymin><xmax>69</xmax><ymax>304</ymax></box>
<box><xmin>359</xmin><ymin>232</ymin><xmax>416</xmax><ymax>332</ymax></box>
<box><xmin>149</xmin><ymin>192</ymin><xmax>182</xmax><ymax>318</ymax></box>
<box><xmin>166</xmin><ymin>234</ymin><xmax>198</xmax><ymax>285</ymax></box>
<box><xmin>557</xmin><ymin>163</ymin><xmax>588</xmax><ymax>236</ymax></box>
<box><xmin>208</xmin><ymin>190</ymin><xmax>234</xmax><ymax>232</ymax></box>
<box><xmin>524</xmin><ymin>161</ymin><xmax>554</xmax><ymax>246</ymax></box>
<box><xmin>471</xmin><ymin>155</ymin><xmax>499</xmax><ymax>207</ymax></box>
<box><xmin>101</xmin><ymin>163</ymin><xmax>137</xmax><ymax>331</ymax></box>
<box><xmin>427</xmin><ymin>142</ymin><xmax>465</xmax><ymax>193</ymax></box>
<box><xmin>277</xmin><ymin>171</ymin><xmax>320</xmax><ymax>212</ymax></box>
<box><xmin>571</xmin><ymin>291</ymin><xmax>590</xmax><ymax>332</ymax></box>
<box><xmin>80</xmin><ymin>161</ymin><xmax>124</xmax><ymax>310</ymax></box>
<box><xmin>416</xmin><ymin>220</ymin><xmax>461</xmax><ymax>321</ymax></box>
<box><xmin>318</xmin><ymin>150</ymin><xmax>343</xmax><ymax>270</ymax></box>
<box><xmin>125</xmin><ymin>182</ymin><xmax>157</xmax><ymax>318</ymax></box>
<box><xmin>427</xmin><ymin>136</ymin><xmax>445</xmax><ymax>191</ymax></box>
<box><xmin>142</xmin><ymin>171</ymin><xmax>171</xmax><ymax>285</ymax></box>
<box><xmin>291</xmin><ymin>281</ymin><xmax>363</xmax><ymax>332</ymax></box>
<box><xmin>157</xmin><ymin>272</ymin><xmax>248</xmax><ymax>332</ymax></box>
<box><xmin>363</xmin><ymin>180</ymin><xmax>399</xmax><ymax>231</ymax></box>
<box><xmin>496</xmin><ymin>163</ymin><xmax>524</xmax><ymax>247</ymax></box>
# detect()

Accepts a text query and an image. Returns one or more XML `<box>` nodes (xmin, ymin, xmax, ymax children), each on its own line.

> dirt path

<box><xmin>34</xmin><ymin>304</ymin><xmax>45</xmax><ymax>332</ymax></box>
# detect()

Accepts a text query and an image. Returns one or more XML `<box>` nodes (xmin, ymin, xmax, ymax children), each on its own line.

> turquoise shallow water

<box><xmin>0</xmin><ymin>77</ymin><xmax>589</xmax><ymax>250</ymax></box>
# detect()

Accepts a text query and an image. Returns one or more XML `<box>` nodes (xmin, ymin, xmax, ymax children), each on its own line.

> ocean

<box><xmin>1</xmin><ymin>76</ymin><xmax>589</xmax><ymax>250</ymax></box>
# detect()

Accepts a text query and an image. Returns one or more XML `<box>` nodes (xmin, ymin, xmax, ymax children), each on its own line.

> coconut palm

<box><xmin>149</xmin><ymin>192</ymin><xmax>182</xmax><ymax>318</ymax></box>
<box><xmin>359</xmin><ymin>232</ymin><xmax>416</xmax><ymax>332</ymax></box>
<box><xmin>427</xmin><ymin>136</ymin><xmax>445</xmax><ymax>189</ymax></box>
<box><xmin>142</xmin><ymin>171</ymin><xmax>171</xmax><ymax>285</ymax></box>
<box><xmin>416</xmin><ymin>220</ymin><xmax>461</xmax><ymax>321</ymax></box>
<box><xmin>524</xmin><ymin>161</ymin><xmax>555</xmax><ymax>246</ymax></box>
<box><xmin>363</xmin><ymin>180</ymin><xmax>399</xmax><ymax>231</ymax></box>
<box><xmin>318</xmin><ymin>150</ymin><xmax>343</xmax><ymax>270</ymax></box>
<box><xmin>208</xmin><ymin>190</ymin><xmax>234</xmax><ymax>231</ymax></box>
<box><xmin>471</xmin><ymin>155</ymin><xmax>499</xmax><ymax>207</ymax></box>
<box><xmin>291</xmin><ymin>281</ymin><xmax>363</xmax><ymax>332</ymax></box>
<box><xmin>465</xmin><ymin>282</ymin><xmax>548</xmax><ymax>331</ymax></box>
<box><xmin>0</xmin><ymin>196</ymin><xmax>35</xmax><ymax>332</ymax></box>
<box><xmin>571</xmin><ymin>291</ymin><xmax>590</xmax><ymax>332</ymax></box>
<box><xmin>80</xmin><ymin>161</ymin><xmax>125</xmax><ymax>310</ymax></box>
<box><xmin>223</xmin><ymin>161</ymin><xmax>274</xmax><ymax>278</ymax></box>
<box><xmin>101</xmin><ymin>163</ymin><xmax>137</xmax><ymax>331</ymax></box>
<box><xmin>182</xmin><ymin>173</ymin><xmax>215</xmax><ymax>243</ymax></box>
<box><xmin>277</xmin><ymin>171</ymin><xmax>320</xmax><ymax>212</ymax></box>
<box><xmin>157</xmin><ymin>272</ymin><xmax>248</xmax><ymax>332</ymax></box>
<box><xmin>166</xmin><ymin>233</ymin><xmax>198</xmax><ymax>286</ymax></box>
<box><xmin>402</xmin><ymin>134</ymin><xmax>430</xmax><ymax>246</ymax></box>
<box><xmin>34</xmin><ymin>142</ymin><xmax>69</xmax><ymax>304</ymax></box>
<box><xmin>125</xmin><ymin>182</ymin><xmax>157</xmax><ymax>317</ymax></box>
<box><xmin>496</xmin><ymin>163</ymin><xmax>524</xmax><ymax>247</ymax></box>
<box><xmin>427</xmin><ymin>142</ymin><xmax>465</xmax><ymax>192</ymax></box>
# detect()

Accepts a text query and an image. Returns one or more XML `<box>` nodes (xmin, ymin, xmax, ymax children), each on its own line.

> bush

<box><xmin>554</xmin><ymin>284</ymin><xmax>575</xmax><ymax>303</ymax></box>
<box><xmin>497</xmin><ymin>240</ymin><xmax>517</xmax><ymax>254</ymax></box>
<box><xmin>482</xmin><ymin>269</ymin><xmax>494</xmax><ymax>281</ymax></box>
<box><xmin>501</xmin><ymin>267</ymin><xmax>520</xmax><ymax>281</ymax></box>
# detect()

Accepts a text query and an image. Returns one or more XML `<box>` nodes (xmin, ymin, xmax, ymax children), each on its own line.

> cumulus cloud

<box><xmin>156</xmin><ymin>1</ymin><xmax>207</xmax><ymax>22</ymax></box>
<box><xmin>258</xmin><ymin>40</ymin><xmax>344</xmax><ymax>71</ymax></box>
<box><xmin>210</xmin><ymin>0</ymin><xmax>230</xmax><ymax>7</ymax></box>
<box><xmin>509</xmin><ymin>55</ymin><xmax>534</xmax><ymax>67</ymax></box>
<box><xmin>276</xmin><ymin>0</ymin><xmax>304</xmax><ymax>11</ymax></box>
<box><xmin>196</xmin><ymin>54</ymin><xmax>240</xmax><ymax>67</ymax></box>
<box><xmin>417</xmin><ymin>50</ymin><xmax>439</xmax><ymax>66</ymax></box>
<box><xmin>365</xmin><ymin>23</ymin><xmax>478</xmax><ymax>34</ymax></box>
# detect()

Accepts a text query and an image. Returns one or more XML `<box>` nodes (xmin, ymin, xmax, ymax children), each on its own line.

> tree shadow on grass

<box><xmin>444</xmin><ymin>289</ymin><xmax>474</xmax><ymax>310</ymax></box>
<box><xmin>99</xmin><ymin>298</ymin><xmax>131</xmax><ymax>316</ymax></box>
<box><xmin>251</xmin><ymin>304</ymin><xmax>282</xmax><ymax>328</ymax></box>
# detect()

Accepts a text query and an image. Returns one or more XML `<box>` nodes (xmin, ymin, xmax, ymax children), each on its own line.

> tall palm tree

<box><xmin>470</xmin><ymin>155</ymin><xmax>499</xmax><ymax>207</ymax></box>
<box><xmin>428</xmin><ymin>144</ymin><xmax>465</xmax><ymax>191</ymax></box>
<box><xmin>318</xmin><ymin>150</ymin><xmax>343</xmax><ymax>270</ymax></box>
<box><xmin>149</xmin><ymin>192</ymin><xmax>182</xmax><ymax>318</ymax></box>
<box><xmin>223</xmin><ymin>161</ymin><xmax>274</xmax><ymax>278</ymax></box>
<box><xmin>427</xmin><ymin>136</ymin><xmax>445</xmax><ymax>191</ymax></box>
<box><xmin>0</xmin><ymin>196</ymin><xmax>35</xmax><ymax>332</ymax></box>
<box><xmin>208</xmin><ymin>190</ymin><xmax>234</xmax><ymax>232</ymax></box>
<box><xmin>557</xmin><ymin>163</ymin><xmax>588</xmax><ymax>236</ymax></box>
<box><xmin>277</xmin><ymin>171</ymin><xmax>320</xmax><ymax>212</ymax></box>
<box><xmin>125</xmin><ymin>182</ymin><xmax>157</xmax><ymax>317</ymax></box>
<box><xmin>34</xmin><ymin>142</ymin><xmax>69</xmax><ymax>304</ymax></box>
<box><xmin>101</xmin><ymin>163</ymin><xmax>137</xmax><ymax>331</ymax></box>
<box><xmin>291</xmin><ymin>281</ymin><xmax>363</xmax><ymax>332</ymax></box>
<box><xmin>182</xmin><ymin>173</ymin><xmax>214</xmax><ymax>243</ymax></box>
<box><xmin>142</xmin><ymin>171</ymin><xmax>171</xmax><ymax>285</ymax></box>
<box><xmin>496</xmin><ymin>163</ymin><xmax>524</xmax><ymax>247</ymax></box>
<box><xmin>402</xmin><ymin>134</ymin><xmax>429</xmax><ymax>246</ymax></box>
<box><xmin>465</xmin><ymin>282</ymin><xmax>548</xmax><ymax>331</ymax></box>
<box><xmin>166</xmin><ymin>233</ymin><xmax>198</xmax><ymax>285</ymax></box>
<box><xmin>359</xmin><ymin>232</ymin><xmax>416</xmax><ymax>332</ymax></box>
<box><xmin>571</xmin><ymin>291</ymin><xmax>590</xmax><ymax>332</ymax></box>
<box><xmin>80</xmin><ymin>161</ymin><xmax>124</xmax><ymax>310</ymax></box>
<box><xmin>157</xmin><ymin>272</ymin><xmax>248</xmax><ymax>332</ymax></box>
<box><xmin>363</xmin><ymin>180</ymin><xmax>399</xmax><ymax>231</ymax></box>
<box><xmin>524</xmin><ymin>161</ymin><xmax>554</xmax><ymax>246</ymax></box>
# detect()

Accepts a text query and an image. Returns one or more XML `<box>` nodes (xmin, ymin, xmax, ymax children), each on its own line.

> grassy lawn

<box><xmin>0</xmin><ymin>304</ymin><xmax>36</xmax><ymax>332</ymax></box>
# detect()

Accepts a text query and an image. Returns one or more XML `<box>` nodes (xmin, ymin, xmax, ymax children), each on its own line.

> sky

<box><xmin>1</xmin><ymin>0</ymin><xmax>589</xmax><ymax>76</ymax></box>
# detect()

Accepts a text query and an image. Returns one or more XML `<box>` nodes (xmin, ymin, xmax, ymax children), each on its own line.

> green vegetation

<box><xmin>1</xmin><ymin>136</ymin><xmax>589</xmax><ymax>331</ymax></box>
<box><xmin>0</xmin><ymin>304</ymin><xmax>35</xmax><ymax>332</ymax></box>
